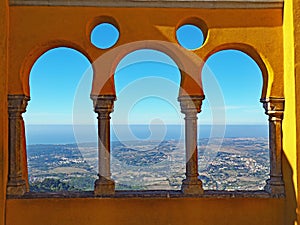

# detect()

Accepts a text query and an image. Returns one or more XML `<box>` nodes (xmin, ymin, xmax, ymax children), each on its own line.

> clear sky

<box><xmin>24</xmin><ymin>25</ymin><xmax>267</xmax><ymax>126</ymax></box>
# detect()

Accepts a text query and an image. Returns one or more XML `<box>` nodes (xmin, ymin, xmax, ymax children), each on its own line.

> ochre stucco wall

<box><xmin>282</xmin><ymin>0</ymin><xmax>299</xmax><ymax>224</ymax></box>
<box><xmin>0</xmin><ymin>1</ymin><xmax>8</xmax><ymax>225</ymax></box>
<box><xmin>291</xmin><ymin>0</ymin><xmax>300</xmax><ymax>222</ymax></box>
<box><xmin>6</xmin><ymin>197</ymin><xmax>285</xmax><ymax>225</ymax></box>
<box><xmin>1</xmin><ymin>3</ymin><xmax>299</xmax><ymax>225</ymax></box>
<box><xmin>8</xmin><ymin>7</ymin><xmax>283</xmax><ymax>98</ymax></box>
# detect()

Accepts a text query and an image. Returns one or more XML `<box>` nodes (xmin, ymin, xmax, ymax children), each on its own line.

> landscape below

<box><xmin>27</xmin><ymin>137</ymin><xmax>269</xmax><ymax>192</ymax></box>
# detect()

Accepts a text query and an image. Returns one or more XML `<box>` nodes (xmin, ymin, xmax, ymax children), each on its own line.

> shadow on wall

<box><xmin>282</xmin><ymin>153</ymin><xmax>297</xmax><ymax>224</ymax></box>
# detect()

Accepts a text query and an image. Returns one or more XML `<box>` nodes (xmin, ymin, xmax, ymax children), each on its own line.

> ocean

<box><xmin>25</xmin><ymin>124</ymin><xmax>268</xmax><ymax>145</ymax></box>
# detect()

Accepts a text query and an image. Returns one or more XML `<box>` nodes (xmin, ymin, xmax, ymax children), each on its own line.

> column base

<box><xmin>7</xmin><ymin>179</ymin><xmax>27</xmax><ymax>196</ymax></box>
<box><xmin>181</xmin><ymin>177</ymin><xmax>204</xmax><ymax>195</ymax></box>
<box><xmin>94</xmin><ymin>176</ymin><xmax>115</xmax><ymax>196</ymax></box>
<box><xmin>264</xmin><ymin>178</ymin><xmax>285</xmax><ymax>197</ymax></box>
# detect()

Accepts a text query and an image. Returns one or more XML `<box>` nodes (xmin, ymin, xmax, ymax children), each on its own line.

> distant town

<box><xmin>27</xmin><ymin>137</ymin><xmax>269</xmax><ymax>192</ymax></box>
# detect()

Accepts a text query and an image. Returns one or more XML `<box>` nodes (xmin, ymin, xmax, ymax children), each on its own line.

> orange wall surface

<box><xmin>291</xmin><ymin>0</ymin><xmax>300</xmax><ymax>221</ymax></box>
<box><xmin>283</xmin><ymin>0</ymin><xmax>300</xmax><ymax>224</ymax></box>
<box><xmin>6</xmin><ymin>197</ymin><xmax>285</xmax><ymax>225</ymax></box>
<box><xmin>0</xmin><ymin>1</ymin><xmax>8</xmax><ymax>225</ymax></box>
<box><xmin>1</xmin><ymin>2</ymin><xmax>299</xmax><ymax>225</ymax></box>
<box><xmin>8</xmin><ymin>7</ymin><xmax>283</xmax><ymax>98</ymax></box>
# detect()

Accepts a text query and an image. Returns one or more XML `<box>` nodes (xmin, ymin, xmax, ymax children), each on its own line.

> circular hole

<box><xmin>91</xmin><ymin>23</ymin><xmax>119</xmax><ymax>49</ymax></box>
<box><xmin>176</xmin><ymin>24</ymin><xmax>204</xmax><ymax>50</ymax></box>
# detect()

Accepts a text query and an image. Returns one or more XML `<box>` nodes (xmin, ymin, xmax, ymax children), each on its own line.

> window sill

<box><xmin>7</xmin><ymin>190</ymin><xmax>284</xmax><ymax>199</ymax></box>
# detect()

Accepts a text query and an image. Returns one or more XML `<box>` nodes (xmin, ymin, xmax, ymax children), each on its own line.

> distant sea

<box><xmin>25</xmin><ymin>124</ymin><xmax>268</xmax><ymax>145</ymax></box>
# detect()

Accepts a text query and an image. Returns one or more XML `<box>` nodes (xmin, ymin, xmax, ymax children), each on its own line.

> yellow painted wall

<box><xmin>0</xmin><ymin>1</ymin><xmax>8</xmax><ymax>225</ymax></box>
<box><xmin>283</xmin><ymin>0</ymin><xmax>300</xmax><ymax>224</ymax></box>
<box><xmin>6</xmin><ymin>198</ymin><xmax>284</xmax><ymax>225</ymax></box>
<box><xmin>282</xmin><ymin>0</ymin><xmax>298</xmax><ymax>224</ymax></box>
<box><xmin>1</xmin><ymin>2</ymin><xmax>299</xmax><ymax>225</ymax></box>
<box><xmin>292</xmin><ymin>0</ymin><xmax>300</xmax><ymax>222</ymax></box>
<box><xmin>293</xmin><ymin>0</ymin><xmax>300</xmax><ymax>221</ymax></box>
<box><xmin>8</xmin><ymin>7</ymin><xmax>283</xmax><ymax>98</ymax></box>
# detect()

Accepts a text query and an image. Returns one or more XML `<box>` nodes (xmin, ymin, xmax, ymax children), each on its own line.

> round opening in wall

<box><xmin>91</xmin><ymin>23</ymin><xmax>119</xmax><ymax>49</ymax></box>
<box><xmin>176</xmin><ymin>24</ymin><xmax>204</xmax><ymax>50</ymax></box>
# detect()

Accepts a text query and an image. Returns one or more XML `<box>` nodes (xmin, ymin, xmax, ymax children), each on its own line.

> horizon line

<box><xmin>25</xmin><ymin>123</ymin><xmax>268</xmax><ymax>126</ymax></box>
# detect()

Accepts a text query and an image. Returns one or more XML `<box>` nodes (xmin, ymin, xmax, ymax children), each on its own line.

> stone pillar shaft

<box><xmin>261</xmin><ymin>97</ymin><xmax>285</xmax><ymax>196</ymax></box>
<box><xmin>7</xmin><ymin>94</ymin><xmax>30</xmax><ymax>196</ymax></box>
<box><xmin>185</xmin><ymin>111</ymin><xmax>199</xmax><ymax>179</ymax></box>
<box><xmin>178</xmin><ymin>95</ymin><xmax>205</xmax><ymax>195</ymax></box>
<box><xmin>98</xmin><ymin>111</ymin><xmax>111</xmax><ymax>179</ymax></box>
<box><xmin>91</xmin><ymin>95</ymin><xmax>116</xmax><ymax>196</ymax></box>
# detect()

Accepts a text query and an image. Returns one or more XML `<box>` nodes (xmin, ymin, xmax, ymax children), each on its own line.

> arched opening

<box><xmin>111</xmin><ymin>49</ymin><xmax>184</xmax><ymax>190</ymax></box>
<box><xmin>199</xmin><ymin>49</ymin><xmax>269</xmax><ymax>191</ymax></box>
<box><xmin>24</xmin><ymin>47</ymin><xmax>95</xmax><ymax>192</ymax></box>
<box><xmin>90</xmin><ymin>22</ymin><xmax>120</xmax><ymax>49</ymax></box>
<box><xmin>176</xmin><ymin>24</ymin><xmax>205</xmax><ymax>50</ymax></box>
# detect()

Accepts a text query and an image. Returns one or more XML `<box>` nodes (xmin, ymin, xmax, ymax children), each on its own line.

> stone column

<box><xmin>91</xmin><ymin>95</ymin><xmax>116</xmax><ymax>196</ymax></box>
<box><xmin>261</xmin><ymin>97</ymin><xmax>285</xmax><ymax>196</ymax></box>
<box><xmin>178</xmin><ymin>95</ymin><xmax>205</xmax><ymax>195</ymax></box>
<box><xmin>7</xmin><ymin>94</ymin><xmax>30</xmax><ymax>196</ymax></box>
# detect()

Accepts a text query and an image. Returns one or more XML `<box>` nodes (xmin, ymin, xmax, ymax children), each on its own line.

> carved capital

<box><xmin>91</xmin><ymin>95</ymin><xmax>116</xmax><ymax>115</ymax></box>
<box><xmin>261</xmin><ymin>97</ymin><xmax>284</xmax><ymax>120</ymax></box>
<box><xmin>8</xmin><ymin>95</ymin><xmax>30</xmax><ymax>116</ymax></box>
<box><xmin>178</xmin><ymin>95</ymin><xmax>205</xmax><ymax>115</ymax></box>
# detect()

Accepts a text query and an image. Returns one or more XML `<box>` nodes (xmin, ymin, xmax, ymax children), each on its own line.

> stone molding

<box><xmin>91</xmin><ymin>95</ymin><xmax>116</xmax><ymax>115</ymax></box>
<box><xmin>8</xmin><ymin>95</ymin><xmax>30</xmax><ymax>117</ymax></box>
<box><xmin>178</xmin><ymin>95</ymin><xmax>205</xmax><ymax>114</ymax></box>
<box><xmin>9</xmin><ymin>0</ymin><xmax>284</xmax><ymax>9</ymax></box>
<box><xmin>261</xmin><ymin>97</ymin><xmax>284</xmax><ymax>120</ymax></box>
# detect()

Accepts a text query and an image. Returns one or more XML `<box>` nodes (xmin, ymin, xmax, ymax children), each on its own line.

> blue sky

<box><xmin>24</xmin><ymin>25</ymin><xmax>267</xmax><ymax>126</ymax></box>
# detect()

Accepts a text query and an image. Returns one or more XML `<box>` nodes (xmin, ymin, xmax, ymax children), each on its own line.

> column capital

<box><xmin>91</xmin><ymin>95</ymin><xmax>116</xmax><ymax>114</ymax></box>
<box><xmin>261</xmin><ymin>97</ymin><xmax>284</xmax><ymax>119</ymax></box>
<box><xmin>178</xmin><ymin>95</ymin><xmax>205</xmax><ymax>114</ymax></box>
<box><xmin>8</xmin><ymin>94</ymin><xmax>30</xmax><ymax>114</ymax></box>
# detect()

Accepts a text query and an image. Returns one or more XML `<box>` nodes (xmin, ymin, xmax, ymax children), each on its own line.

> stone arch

<box><xmin>91</xmin><ymin>40</ymin><xmax>204</xmax><ymax>97</ymax></box>
<box><xmin>90</xmin><ymin>41</ymin><xmax>206</xmax><ymax>195</ymax></box>
<box><xmin>7</xmin><ymin>42</ymin><xmax>94</xmax><ymax>195</ymax></box>
<box><xmin>110</xmin><ymin>49</ymin><xmax>183</xmax><ymax>190</ymax></box>
<box><xmin>23</xmin><ymin>45</ymin><xmax>94</xmax><ymax>192</ymax></box>
<box><xmin>20</xmin><ymin>40</ymin><xmax>93</xmax><ymax>96</ymax></box>
<box><xmin>202</xmin><ymin>43</ymin><xmax>270</xmax><ymax>99</ymax></box>
<box><xmin>200</xmin><ymin>44</ymin><xmax>285</xmax><ymax>196</ymax></box>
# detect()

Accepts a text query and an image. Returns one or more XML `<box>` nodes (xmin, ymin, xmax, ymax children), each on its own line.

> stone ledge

<box><xmin>9</xmin><ymin>0</ymin><xmax>283</xmax><ymax>9</ymax></box>
<box><xmin>7</xmin><ymin>190</ymin><xmax>282</xmax><ymax>199</ymax></box>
